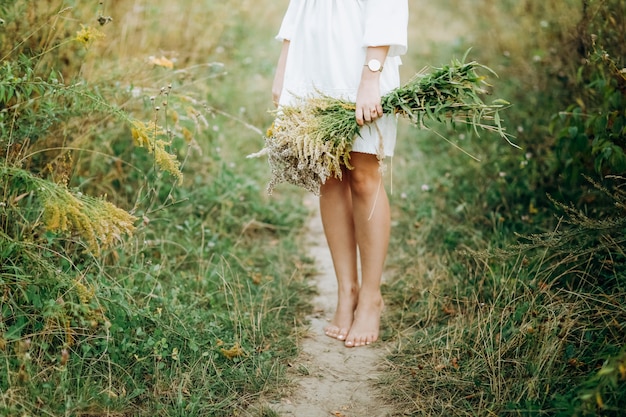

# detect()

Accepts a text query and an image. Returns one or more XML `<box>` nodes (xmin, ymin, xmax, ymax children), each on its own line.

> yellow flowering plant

<box><xmin>74</xmin><ymin>24</ymin><xmax>106</xmax><ymax>48</ymax></box>
<box><xmin>2</xmin><ymin>166</ymin><xmax>137</xmax><ymax>255</ymax></box>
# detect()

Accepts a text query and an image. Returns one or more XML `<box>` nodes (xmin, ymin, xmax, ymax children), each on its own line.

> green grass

<box><xmin>383</xmin><ymin>123</ymin><xmax>625</xmax><ymax>416</ymax></box>
<box><xmin>380</xmin><ymin>1</ymin><xmax>626</xmax><ymax>415</ymax></box>
<box><xmin>1</xmin><ymin>0</ymin><xmax>312</xmax><ymax>415</ymax></box>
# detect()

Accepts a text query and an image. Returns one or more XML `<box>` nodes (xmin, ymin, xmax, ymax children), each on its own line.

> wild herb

<box><xmin>251</xmin><ymin>52</ymin><xmax>516</xmax><ymax>194</ymax></box>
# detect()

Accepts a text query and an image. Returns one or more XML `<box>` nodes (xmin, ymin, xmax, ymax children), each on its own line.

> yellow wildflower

<box><xmin>131</xmin><ymin>120</ymin><xmax>162</xmax><ymax>148</ymax></box>
<box><xmin>42</xmin><ymin>188</ymin><xmax>137</xmax><ymax>255</ymax></box>
<box><xmin>220</xmin><ymin>343</ymin><xmax>246</xmax><ymax>360</ymax></box>
<box><xmin>74</xmin><ymin>279</ymin><xmax>94</xmax><ymax>305</ymax></box>
<box><xmin>130</xmin><ymin>119</ymin><xmax>183</xmax><ymax>184</ymax></box>
<box><xmin>75</xmin><ymin>24</ymin><xmax>105</xmax><ymax>48</ymax></box>
<box><xmin>181</xmin><ymin>126</ymin><xmax>193</xmax><ymax>143</ymax></box>
<box><xmin>154</xmin><ymin>140</ymin><xmax>183</xmax><ymax>184</ymax></box>
<box><xmin>170</xmin><ymin>110</ymin><xmax>180</xmax><ymax>125</ymax></box>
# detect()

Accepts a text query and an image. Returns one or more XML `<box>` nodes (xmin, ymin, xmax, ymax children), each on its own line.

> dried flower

<box><xmin>251</xmin><ymin>53</ymin><xmax>516</xmax><ymax>195</ymax></box>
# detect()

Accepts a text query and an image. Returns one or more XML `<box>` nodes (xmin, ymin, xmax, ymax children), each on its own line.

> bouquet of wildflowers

<box><xmin>250</xmin><ymin>53</ymin><xmax>516</xmax><ymax>195</ymax></box>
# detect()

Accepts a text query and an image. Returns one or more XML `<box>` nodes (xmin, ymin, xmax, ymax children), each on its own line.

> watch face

<box><xmin>368</xmin><ymin>59</ymin><xmax>382</xmax><ymax>72</ymax></box>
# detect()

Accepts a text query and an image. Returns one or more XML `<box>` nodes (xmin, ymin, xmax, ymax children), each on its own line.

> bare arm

<box><xmin>355</xmin><ymin>45</ymin><xmax>389</xmax><ymax>126</ymax></box>
<box><xmin>272</xmin><ymin>40</ymin><xmax>290</xmax><ymax>107</ymax></box>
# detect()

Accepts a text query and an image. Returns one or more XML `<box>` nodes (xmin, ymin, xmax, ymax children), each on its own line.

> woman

<box><xmin>272</xmin><ymin>0</ymin><xmax>409</xmax><ymax>348</ymax></box>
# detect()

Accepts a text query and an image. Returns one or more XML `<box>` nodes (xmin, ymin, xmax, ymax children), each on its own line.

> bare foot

<box><xmin>344</xmin><ymin>293</ymin><xmax>384</xmax><ymax>348</ymax></box>
<box><xmin>324</xmin><ymin>288</ymin><xmax>358</xmax><ymax>341</ymax></box>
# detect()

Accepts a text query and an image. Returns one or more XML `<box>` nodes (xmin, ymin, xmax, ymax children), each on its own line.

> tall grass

<box><xmin>1</xmin><ymin>0</ymin><xmax>309</xmax><ymax>416</ymax></box>
<box><xmin>382</xmin><ymin>0</ymin><xmax>625</xmax><ymax>415</ymax></box>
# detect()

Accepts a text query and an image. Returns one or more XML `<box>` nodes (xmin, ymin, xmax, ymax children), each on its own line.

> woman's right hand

<box><xmin>356</xmin><ymin>46</ymin><xmax>389</xmax><ymax>125</ymax></box>
<box><xmin>272</xmin><ymin>40</ymin><xmax>290</xmax><ymax>107</ymax></box>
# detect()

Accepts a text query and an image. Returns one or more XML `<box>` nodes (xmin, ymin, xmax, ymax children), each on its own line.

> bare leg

<box><xmin>319</xmin><ymin>170</ymin><xmax>359</xmax><ymax>341</ymax></box>
<box><xmin>344</xmin><ymin>153</ymin><xmax>389</xmax><ymax>348</ymax></box>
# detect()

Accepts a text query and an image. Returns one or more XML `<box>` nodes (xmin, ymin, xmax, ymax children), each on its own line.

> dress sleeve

<box><xmin>363</xmin><ymin>0</ymin><xmax>409</xmax><ymax>57</ymax></box>
<box><xmin>276</xmin><ymin>0</ymin><xmax>301</xmax><ymax>41</ymax></box>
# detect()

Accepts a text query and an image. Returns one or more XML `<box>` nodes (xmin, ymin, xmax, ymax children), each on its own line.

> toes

<box><xmin>345</xmin><ymin>336</ymin><xmax>361</xmax><ymax>348</ymax></box>
<box><xmin>345</xmin><ymin>333</ymin><xmax>377</xmax><ymax>348</ymax></box>
<box><xmin>324</xmin><ymin>326</ymin><xmax>339</xmax><ymax>338</ymax></box>
<box><xmin>325</xmin><ymin>325</ymin><xmax>351</xmax><ymax>341</ymax></box>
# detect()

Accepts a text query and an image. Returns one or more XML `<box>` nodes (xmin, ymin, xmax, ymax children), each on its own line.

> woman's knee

<box><xmin>349</xmin><ymin>166</ymin><xmax>382</xmax><ymax>196</ymax></box>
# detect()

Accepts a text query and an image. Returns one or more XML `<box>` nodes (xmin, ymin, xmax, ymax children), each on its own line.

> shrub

<box><xmin>550</xmin><ymin>0</ymin><xmax>626</xmax><ymax>188</ymax></box>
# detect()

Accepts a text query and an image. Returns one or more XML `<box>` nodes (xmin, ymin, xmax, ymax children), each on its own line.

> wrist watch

<box><xmin>365</xmin><ymin>58</ymin><xmax>383</xmax><ymax>72</ymax></box>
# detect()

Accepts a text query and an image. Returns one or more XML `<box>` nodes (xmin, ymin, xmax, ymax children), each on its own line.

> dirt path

<box><xmin>272</xmin><ymin>196</ymin><xmax>393</xmax><ymax>417</ymax></box>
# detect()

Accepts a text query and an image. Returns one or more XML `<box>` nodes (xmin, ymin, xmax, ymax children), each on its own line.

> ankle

<box><xmin>358</xmin><ymin>285</ymin><xmax>382</xmax><ymax>298</ymax></box>
<box><xmin>357</xmin><ymin>289</ymin><xmax>384</xmax><ymax>306</ymax></box>
<box><xmin>338</xmin><ymin>283</ymin><xmax>359</xmax><ymax>298</ymax></box>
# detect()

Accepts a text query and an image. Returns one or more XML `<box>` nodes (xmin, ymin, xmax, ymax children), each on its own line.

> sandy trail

<box><xmin>272</xmin><ymin>196</ymin><xmax>393</xmax><ymax>417</ymax></box>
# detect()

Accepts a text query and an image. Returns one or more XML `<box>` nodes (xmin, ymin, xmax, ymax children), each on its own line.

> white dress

<box><xmin>276</xmin><ymin>0</ymin><xmax>409</xmax><ymax>157</ymax></box>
